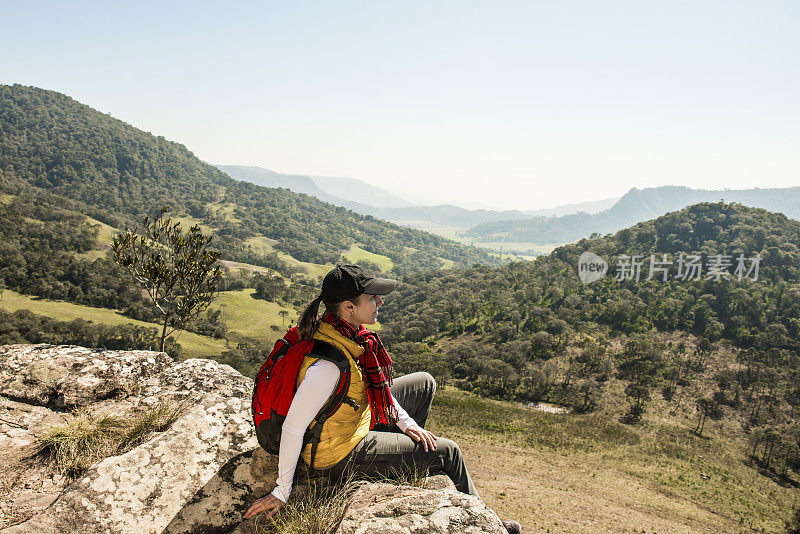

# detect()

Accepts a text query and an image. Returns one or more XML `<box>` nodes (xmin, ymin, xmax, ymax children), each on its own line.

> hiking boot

<box><xmin>502</xmin><ymin>519</ymin><xmax>521</xmax><ymax>533</ymax></box>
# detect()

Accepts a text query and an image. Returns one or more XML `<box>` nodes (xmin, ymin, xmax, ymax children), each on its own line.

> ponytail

<box><xmin>298</xmin><ymin>295</ymin><xmax>324</xmax><ymax>340</ymax></box>
<box><xmin>299</xmin><ymin>292</ymin><xmax>353</xmax><ymax>339</ymax></box>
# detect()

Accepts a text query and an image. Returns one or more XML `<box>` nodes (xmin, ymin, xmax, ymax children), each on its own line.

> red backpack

<box><xmin>252</xmin><ymin>327</ymin><xmax>359</xmax><ymax>468</ymax></box>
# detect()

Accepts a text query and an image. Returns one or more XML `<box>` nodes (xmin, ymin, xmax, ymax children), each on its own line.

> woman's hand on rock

<box><xmin>405</xmin><ymin>425</ymin><xmax>437</xmax><ymax>452</ymax></box>
<box><xmin>243</xmin><ymin>493</ymin><xmax>284</xmax><ymax>520</ymax></box>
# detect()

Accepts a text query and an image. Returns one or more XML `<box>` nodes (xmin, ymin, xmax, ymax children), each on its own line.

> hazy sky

<box><xmin>2</xmin><ymin>1</ymin><xmax>799</xmax><ymax>210</ymax></box>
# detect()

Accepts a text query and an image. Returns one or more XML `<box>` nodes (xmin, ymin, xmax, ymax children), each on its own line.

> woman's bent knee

<box><xmin>419</xmin><ymin>371</ymin><xmax>436</xmax><ymax>393</ymax></box>
<box><xmin>434</xmin><ymin>437</ymin><xmax>459</xmax><ymax>457</ymax></box>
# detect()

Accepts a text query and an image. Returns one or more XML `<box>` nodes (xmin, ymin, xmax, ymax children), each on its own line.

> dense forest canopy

<box><xmin>0</xmin><ymin>84</ymin><xmax>497</xmax><ymax>276</ymax></box>
<box><xmin>383</xmin><ymin>202</ymin><xmax>800</xmax><ymax>386</ymax></box>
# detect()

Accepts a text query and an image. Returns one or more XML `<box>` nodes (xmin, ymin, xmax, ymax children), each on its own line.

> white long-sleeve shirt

<box><xmin>270</xmin><ymin>359</ymin><xmax>417</xmax><ymax>502</ymax></box>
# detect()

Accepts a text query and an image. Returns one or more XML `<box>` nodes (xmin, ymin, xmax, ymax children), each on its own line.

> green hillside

<box><xmin>0</xmin><ymin>84</ymin><xmax>497</xmax><ymax>277</ymax></box>
<box><xmin>0</xmin><ymin>83</ymin><xmax>504</xmax><ymax>374</ymax></box>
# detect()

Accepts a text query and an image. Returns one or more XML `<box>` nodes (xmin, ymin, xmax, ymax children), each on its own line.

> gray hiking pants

<box><xmin>322</xmin><ymin>371</ymin><xmax>479</xmax><ymax>497</ymax></box>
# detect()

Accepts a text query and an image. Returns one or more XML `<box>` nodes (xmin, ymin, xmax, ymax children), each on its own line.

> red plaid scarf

<box><xmin>321</xmin><ymin>313</ymin><xmax>398</xmax><ymax>428</ymax></box>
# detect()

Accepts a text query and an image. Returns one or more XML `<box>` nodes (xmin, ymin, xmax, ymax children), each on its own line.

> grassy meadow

<box><xmin>172</xmin><ymin>214</ymin><xmax>214</xmax><ymax>234</ymax></box>
<box><xmin>0</xmin><ymin>288</ymin><xmax>298</xmax><ymax>357</ymax></box>
<box><xmin>343</xmin><ymin>244</ymin><xmax>394</xmax><ymax>272</ymax></box>
<box><xmin>211</xmin><ymin>289</ymin><xmax>297</xmax><ymax>344</ymax></box>
<box><xmin>74</xmin><ymin>216</ymin><xmax>117</xmax><ymax>261</ymax></box>
<box><xmin>245</xmin><ymin>236</ymin><xmax>334</xmax><ymax>280</ymax></box>
<box><xmin>85</xmin><ymin>215</ymin><xmax>118</xmax><ymax>246</ymax></box>
<box><xmin>429</xmin><ymin>388</ymin><xmax>794</xmax><ymax>533</ymax></box>
<box><xmin>0</xmin><ymin>290</ymin><xmax>227</xmax><ymax>358</ymax></box>
<box><xmin>393</xmin><ymin>220</ymin><xmax>466</xmax><ymax>240</ymax></box>
<box><xmin>219</xmin><ymin>260</ymin><xmax>276</xmax><ymax>275</ymax></box>
<box><xmin>208</xmin><ymin>201</ymin><xmax>241</xmax><ymax>223</ymax></box>
<box><xmin>393</xmin><ymin>218</ymin><xmax>560</xmax><ymax>258</ymax></box>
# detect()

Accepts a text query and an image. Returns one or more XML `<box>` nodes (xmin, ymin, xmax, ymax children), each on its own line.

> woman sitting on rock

<box><xmin>244</xmin><ymin>264</ymin><xmax>520</xmax><ymax>533</ymax></box>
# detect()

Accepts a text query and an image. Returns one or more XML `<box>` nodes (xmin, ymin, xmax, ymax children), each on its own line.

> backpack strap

<box><xmin>304</xmin><ymin>340</ymin><xmax>360</xmax><ymax>469</ymax></box>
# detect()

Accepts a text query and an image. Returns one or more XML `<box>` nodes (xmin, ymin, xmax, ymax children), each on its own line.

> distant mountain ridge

<box><xmin>214</xmin><ymin>165</ymin><xmax>415</xmax><ymax>209</ymax></box>
<box><xmin>467</xmin><ymin>185</ymin><xmax>800</xmax><ymax>244</ymax></box>
<box><xmin>217</xmin><ymin>164</ymin><xmax>619</xmax><ymax>229</ymax></box>
<box><xmin>309</xmin><ymin>174</ymin><xmax>417</xmax><ymax>208</ymax></box>
<box><xmin>217</xmin><ymin>163</ymin><xmax>800</xmax><ymax>247</ymax></box>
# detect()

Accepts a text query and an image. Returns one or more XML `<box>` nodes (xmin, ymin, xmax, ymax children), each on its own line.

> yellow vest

<box><xmin>296</xmin><ymin>322</ymin><xmax>372</xmax><ymax>469</ymax></box>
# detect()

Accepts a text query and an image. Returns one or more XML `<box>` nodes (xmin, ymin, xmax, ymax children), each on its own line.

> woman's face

<box><xmin>343</xmin><ymin>293</ymin><xmax>384</xmax><ymax>326</ymax></box>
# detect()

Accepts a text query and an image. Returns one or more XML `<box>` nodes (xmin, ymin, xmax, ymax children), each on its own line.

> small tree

<box><xmin>761</xmin><ymin>429</ymin><xmax>781</xmax><ymax>469</ymax></box>
<box><xmin>780</xmin><ymin>440</ymin><xmax>799</xmax><ymax>479</ymax></box>
<box><xmin>694</xmin><ymin>398</ymin><xmax>721</xmax><ymax>436</ymax></box>
<box><xmin>278</xmin><ymin>310</ymin><xmax>290</xmax><ymax>326</ymax></box>
<box><xmin>618</xmin><ymin>338</ymin><xmax>665</xmax><ymax>424</ymax></box>
<box><xmin>112</xmin><ymin>208</ymin><xmax>222</xmax><ymax>352</ymax></box>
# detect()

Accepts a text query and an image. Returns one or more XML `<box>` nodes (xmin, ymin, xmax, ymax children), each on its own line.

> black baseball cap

<box><xmin>321</xmin><ymin>264</ymin><xmax>396</xmax><ymax>302</ymax></box>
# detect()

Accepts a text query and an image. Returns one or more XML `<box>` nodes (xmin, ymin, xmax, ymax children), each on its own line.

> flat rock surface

<box><xmin>0</xmin><ymin>344</ymin><xmax>172</xmax><ymax>408</ymax></box>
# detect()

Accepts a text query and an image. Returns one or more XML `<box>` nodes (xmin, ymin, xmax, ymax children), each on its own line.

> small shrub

<box><xmin>620</xmin><ymin>404</ymin><xmax>645</xmax><ymax>425</ymax></box>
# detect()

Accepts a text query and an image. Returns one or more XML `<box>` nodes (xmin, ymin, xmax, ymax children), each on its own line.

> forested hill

<box><xmin>0</xmin><ymin>84</ymin><xmax>496</xmax><ymax>275</ymax></box>
<box><xmin>380</xmin><ymin>202</ymin><xmax>800</xmax><ymax>462</ymax></box>
<box><xmin>383</xmin><ymin>201</ymin><xmax>800</xmax><ymax>382</ymax></box>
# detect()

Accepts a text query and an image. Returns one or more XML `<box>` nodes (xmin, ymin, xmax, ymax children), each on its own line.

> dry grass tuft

<box><xmin>116</xmin><ymin>400</ymin><xmax>183</xmax><ymax>450</ymax></box>
<box><xmin>381</xmin><ymin>459</ymin><xmax>430</xmax><ymax>488</ymax></box>
<box><xmin>254</xmin><ymin>473</ymin><xmax>359</xmax><ymax>534</ymax></box>
<box><xmin>36</xmin><ymin>400</ymin><xmax>182</xmax><ymax>479</ymax></box>
<box><xmin>253</xmin><ymin>463</ymin><xmax>432</xmax><ymax>534</ymax></box>
<box><xmin>35</xmin><ymin>411</ymin><xmax>123</xmax><ymax>478</ymax></box>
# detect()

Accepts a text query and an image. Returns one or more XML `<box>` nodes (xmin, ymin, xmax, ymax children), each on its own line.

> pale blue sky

<box><xmin>2</xmin><ymin>1</ymin><xmax>799</xmax><ymax>210</ymax></box>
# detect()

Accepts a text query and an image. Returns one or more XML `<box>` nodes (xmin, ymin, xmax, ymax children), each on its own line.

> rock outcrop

<box><xmin>337</xmin><ymin>476</ymin><xmax>505</xmax><ymax>534</ymax></box>
<box><xmin>1</xmin><ymin>344</ymin><xmax>505</xmax><ymax>533</ymax></box>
